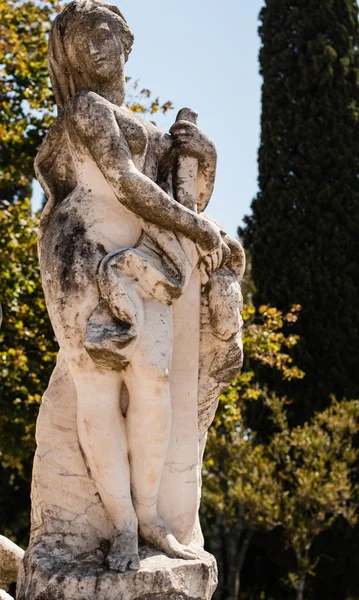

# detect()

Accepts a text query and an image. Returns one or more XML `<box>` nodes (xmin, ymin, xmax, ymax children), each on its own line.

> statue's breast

<box><xmin>113</xmin><ymin>106</ymin><xmax>148</xmax><ymax>168</ymax></box>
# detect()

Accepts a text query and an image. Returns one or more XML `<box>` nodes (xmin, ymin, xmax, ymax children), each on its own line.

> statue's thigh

<box><xmin>127</xmin><ymin>298</ymin><xmax>173</xmax><ymax>382</ymax></box>
<box><xmin>64</xmin><ymin>348</ymin><xmax>123</xmax><ymax>410</ymax></box>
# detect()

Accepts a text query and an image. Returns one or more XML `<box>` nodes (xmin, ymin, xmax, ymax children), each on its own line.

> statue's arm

<box><xmin>66</xmin><ymin>91</ymin><xmax>219</xmax><ymax>253</ymax></box>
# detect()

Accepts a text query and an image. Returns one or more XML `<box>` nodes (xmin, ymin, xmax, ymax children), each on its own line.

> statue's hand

<box><xmin>170</xmin><ymin>119</ymin><xmax>217</xmax><ymax>164</ymax></box>
<box><xmin>196</xmin><ymin>216</ymin><xmax>230</xmax><ymax>284</ymax></box>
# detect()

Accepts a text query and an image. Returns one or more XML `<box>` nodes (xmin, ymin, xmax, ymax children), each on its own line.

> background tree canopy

<box><xmin>238</xmin><ymin>1</ymin><xmax>359</xmax><ymax>598</ymax></box>
<box><xmin>1</xmin><ymin>1</ymin><xmax>359</xmax><ymax>600</ymax></box>
<box><xmin>0</xmin><ymin>0</ymin><xmax>60</xmax><ymax>202</ymax></box>
<box><xmin>240</xmin><ymin>0</ymin><xmax>359</xmax><ymax>421</ymax></box>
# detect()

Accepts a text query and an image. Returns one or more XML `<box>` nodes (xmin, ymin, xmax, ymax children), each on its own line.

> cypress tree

<box><xmin>240</xmin><ymin>0</ymin><xmax>359</xmax><ymax>420</ymax></box>
<box><xmin>240</xmin><ymin>3</ymin><xmax>359</xmax><ymax>597</ymax></box>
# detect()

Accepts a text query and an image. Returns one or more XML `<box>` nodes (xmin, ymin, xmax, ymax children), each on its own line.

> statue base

<box><xmin>16</xmin><ymin>538</ymin><xmax>217</xmax><ymax>600</ymax></box>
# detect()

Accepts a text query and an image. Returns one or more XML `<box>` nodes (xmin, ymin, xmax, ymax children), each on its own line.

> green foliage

<box><xmin>238</xmin><ymin>3</ymin><xmax>359</xmax><ymax>596</ymax></box>
<box><xmin>203</xmin><ymin>304</ymin><xmax>306</xmax><ymax>531</ymax></box>
<box><xmin>242</xmin><ymin>304</ymin><xmax>304</xmax><ymax>383</ymax></box>
<box><xmin>239</xmin><ymin>0</ymin><xmax>359</xmax><ymax>421</ymax></box>
<box><xmin>0</xmin><ymin>199</ymin><xmax>56</xmax><ymax>468</ymax></box>
<box><xmin>203</xmin><ymin>305</ymin><xmax>359</xmax><ymax>599</ymax></box>
<box><xmin>126</xmin><ymin>77</ymin><xmax>173</xmax><ymax>118</ymax></box>
<box><xmin>0</xmin><ymin>199</ymin><xmax>57</xmax><ymax>542</ymax></box>
<box><xmin>1</xmin><ymin>4</ymin><xmax>359</xmax><ymax>600</ymax></box>
<box><xmin>0</xmin><ymin>0</ymin><xmax>62</xmax><ymax>201</ymax></box>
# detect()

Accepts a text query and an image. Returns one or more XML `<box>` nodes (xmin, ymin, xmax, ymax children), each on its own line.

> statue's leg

<box><xmin>124</xmin><ymin>298</ymin><xmax>197</xmax><ymax>560</ymax></box>
<box><xmin>65</xmin><ymin>350</ymin><xmax>140</xmax><ymax>573</ymax></box>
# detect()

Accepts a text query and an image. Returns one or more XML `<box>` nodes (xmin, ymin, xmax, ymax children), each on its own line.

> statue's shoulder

<box><xmin>66</xmin><ymin>90</ymin><xmax>107</xmax><ymax>113</ymax></box>
<box><xmin>36</xmin><ymin>93</ymin><xmax>97</xmax><ymax>164</ymax></box>
<box><xmin>35</xmin><ymin>115</ymin><xmax>66</xmax><ymax>172</ymax></box>
<box><xmin>63</xmin><ymin>91</ymin><xmax>116</xmax><ymax>136</ymax></box>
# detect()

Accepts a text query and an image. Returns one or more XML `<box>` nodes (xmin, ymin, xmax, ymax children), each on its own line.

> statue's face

<box><xmin>67</xmin><ymin>10</ymin><xmax>125</xmax><ymax>84</ymax></box>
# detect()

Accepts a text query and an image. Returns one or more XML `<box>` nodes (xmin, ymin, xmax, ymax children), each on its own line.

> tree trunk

<box><xmin>296</xmin><ymin>573</ymin><xmax>306</xmax><ymax>600</ymax></box>
<box><xmin>224</xmin><ymin>522</ymin><xmax>243</xmax><ymax>600</ymax></box>
<box><xmin>234</xmin><ymin>530</ymin><xmax>254</xmax><ymax>599</ymax></box>
<box><xmin>206</xmin><ymin>522</ymin><xmax>254</xmax><ymax>600</ymax></box>
<box><xmin>225</xmin><ymin>528</ymin><xmax>254</xmax><ymax>600</ymax></box>
<box><xmin>238</xmin><ymin>530</ymin><xmax>253</xmax><ymax>574</ymax></box>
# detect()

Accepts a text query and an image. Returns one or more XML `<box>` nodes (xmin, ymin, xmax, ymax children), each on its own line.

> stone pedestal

<box><xmin>17</xmin><ymin>541</ymin><xmax>217</xmax><ymax>600</ymax></box>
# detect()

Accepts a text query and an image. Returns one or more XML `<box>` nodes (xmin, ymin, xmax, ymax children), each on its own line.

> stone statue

<box><xmin>0</xmin><ymin>536</ymin><xmax>24</xmax><ymax>599</ymax></box>
<box><xmin>16</xmin><ymin>1</ymin><xmax>244</xmax><ymax>598</ymax></box>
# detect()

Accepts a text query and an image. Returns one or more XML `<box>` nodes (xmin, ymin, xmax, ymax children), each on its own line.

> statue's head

<box><xmin>49</xmin><ymin>0</ymin><xmax>134</xmax><ymax>109</ymax></box>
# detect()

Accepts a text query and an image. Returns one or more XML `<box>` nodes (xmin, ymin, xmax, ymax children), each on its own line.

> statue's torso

<box><xmin>38</xmin><ymin>99</ymin><xmax>175</xmax><ymax>347</ymax></box>
<box><xmin>54</xmin><ymin>102</ymin><xmax>171</xmax><ymax>254</ymax></box>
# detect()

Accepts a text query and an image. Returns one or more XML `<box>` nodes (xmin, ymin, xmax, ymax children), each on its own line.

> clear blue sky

<box><xmin>33</xmin><ymin>1</ymin><xmax>264</xmax><ymax>237</ymax></box>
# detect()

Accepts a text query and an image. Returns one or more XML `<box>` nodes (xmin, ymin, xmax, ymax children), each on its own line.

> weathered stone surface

<box><xmin>16</xmin><ymin>1</ymin><xmax>244</xmax><ymax>598</ymax></box>
<box><xmin>0</xmin><ymin>535</ymin><xmax>24</xmax><ymax>598</ymax></box>
<box><xmin>0</xmin><ymin>591</ymin><xmax>14</xmax><ymax>600</ymax></box>
<box><xmin>17</xmin><ymin>542</ymin><xmax>217</xmax><ymax>600</ymax></box>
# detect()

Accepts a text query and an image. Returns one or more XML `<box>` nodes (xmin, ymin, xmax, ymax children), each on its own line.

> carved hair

<box><xmin>48</xmin><ymin>0</ymin><xmax>134</xmax><ymax>109</ymax></box>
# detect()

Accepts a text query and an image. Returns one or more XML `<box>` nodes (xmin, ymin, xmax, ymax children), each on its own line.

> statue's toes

<box><xmin>107</xmin><ymin>553</ymin><xmax>140</xmax><ymax>572</ymax></box>
<box><xmin>129</xmin><ymin>554</ymin><xmax>141</xmax><ymax>570</ymax></box>
<box><xmin>166</xmin><ymin>540</ymin><xmax>197</xmax><ymax>561</ymax></box>
<box><xmin>106</xmin><ymin>555</ymin><xmax>118</xmax><ymax>571</ymax></box>
<box><xmin>107</xmin><ymin>555</ymin><xmax>124</xmax><ymax>571</ymax></box>
<box><xmin>118</xmin><ymin>557</ymin><xmax>131</xmax><ymax>573</ymax></box>
<box><xmin>175</xmin><ymin>546</ymin><xmax>197</xmax><ymax>560</ymax></box>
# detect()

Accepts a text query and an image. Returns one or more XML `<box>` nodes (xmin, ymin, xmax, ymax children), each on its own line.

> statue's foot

<box><xmin>106</xmin><ymin>531</ymin><xmax>140</xmax><ymax>573</ymax></box>
<box><xmin>140</xmin><ymin>515</ymin><xmax>198</xmax><ymax>560</ymax></box>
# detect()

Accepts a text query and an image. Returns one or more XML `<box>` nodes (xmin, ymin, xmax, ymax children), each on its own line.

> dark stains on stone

<box><xmin>34</xmin><ymin>583</ymin><xmax>66</xmax><ymax>600</ymax></box>
<box><xmin>208</xmin><ymin>335</ymin><xmax>243</xmax><ymax>382</ymax></box>
<box><xmin>50</xmin><ymin>209</ymin><xmax>97</xmax><ymax>293</ymax></box>
<box><xmin>84</xmin><ymin>299</ymin><xmax>134</xmax><ymax>370</ymax></box>
<box><xmin>96</xmin><ymin>243</ymin><xmax>107</xmax><ymax>256</ymax></box>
